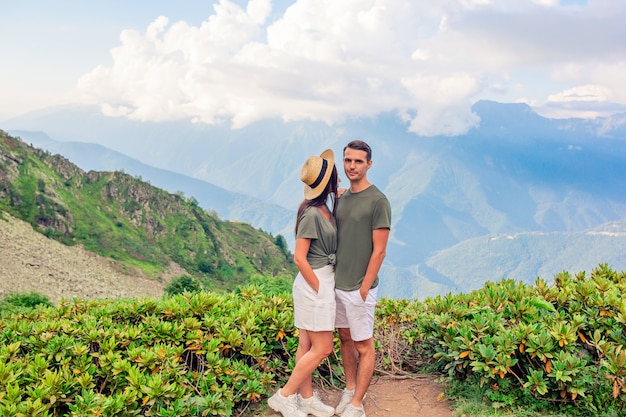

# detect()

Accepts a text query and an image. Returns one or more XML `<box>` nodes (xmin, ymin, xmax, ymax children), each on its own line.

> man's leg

<box><xmin>338</xmin><ymin>327</ymin><xmax>358</xmax><ymax>390</ymax></box>
<box><xmin>337</xmin><ymin>287</ymin><xmax>377</xmax><ymax>415</ymax></box>
<box><xmin>350</xmin><ymin>337</ymin><xmax>375</xmax><ymax>407</ymax></box>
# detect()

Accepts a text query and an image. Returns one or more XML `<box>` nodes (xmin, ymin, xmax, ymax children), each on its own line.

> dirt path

<box><xmin>252</xmin><ymin>374</ymin><xmax>455</xmax><ymax>417</ymax></box>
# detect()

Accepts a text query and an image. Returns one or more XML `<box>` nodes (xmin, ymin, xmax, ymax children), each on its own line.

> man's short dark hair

<box><xmin>344</xmin><ymin>140</ymin><xmax>372</xmax><ymax>161</ymax></box>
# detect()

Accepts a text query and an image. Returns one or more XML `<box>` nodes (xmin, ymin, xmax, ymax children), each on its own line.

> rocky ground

<box><xmin>0</xmin><ymin>211</ymin><xmax>179</xmax><ymax>304</ymax></box>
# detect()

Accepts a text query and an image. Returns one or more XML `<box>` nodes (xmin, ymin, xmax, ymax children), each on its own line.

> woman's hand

<box><xmin>310</xmin><ymin>278</ymin><xmax>320</xmax><ymax>293</ymax></box>
<box><xmin>294</xmin><ymin>237</ymin><xmax>320</xmax><ymax>292</ymax></box>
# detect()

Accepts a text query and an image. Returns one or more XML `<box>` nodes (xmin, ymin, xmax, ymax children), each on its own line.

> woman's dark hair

<box><xmin>295</xmin><ymin>165</ymin><xmax>338</xmax><ymax>235</ymax></box>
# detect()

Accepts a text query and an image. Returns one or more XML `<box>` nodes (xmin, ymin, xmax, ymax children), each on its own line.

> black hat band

<box><xmin>309</xmin><ymin>159</ymin><xmax>328</xmax><ymax>188</ymax></box>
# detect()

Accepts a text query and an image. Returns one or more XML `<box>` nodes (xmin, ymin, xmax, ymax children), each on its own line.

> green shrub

<box><xmin>0</xmin><ymin>289</ymin><xmax>302</xmax><ymax>416</ymax></box>
<box><xmin>3</xmin><ymin>291</ymin><xmax>52</xmax><ymax>308</ymax></box>
<box><xmin>2</xmin><ymin>264</ymin><xmax>626</xmax><ymax>416</ymax></box>
<box><xmin>403</xmin><ymin>264</ymin><xmax>626</xmax><ymax>416</ymax></box>
<box><xmin>239</xmin><ymin>273</ymin><xmax>293</xmax><ymax>296</ymax></box>
<box><xmin>198</xmin><ymin>259</ymin><xmax>214</xmax><ymax>274</ymax></box>
<box><xmin>165</xmin><ymin>275</ymin><xmax>202</xmax><ymax>295</ymax></box>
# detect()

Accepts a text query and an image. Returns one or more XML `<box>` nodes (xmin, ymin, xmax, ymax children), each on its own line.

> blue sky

<box><xmin>2</xmin><ymin>0</ymin><xmax>625</xmax><ymax>136</ymax></box>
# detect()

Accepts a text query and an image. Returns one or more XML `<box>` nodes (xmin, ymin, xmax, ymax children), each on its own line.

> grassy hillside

<box><xmin>0</xmin><ymin>130</ymin><xmax>296</xmax><ymax>293</ymax></box>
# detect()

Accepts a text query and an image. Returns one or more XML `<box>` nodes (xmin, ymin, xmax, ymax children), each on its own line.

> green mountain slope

<box><xmin>378</xmin><ymin>219</ymin><xmax>626</xmax><ymax>300</ymax></box>
<box><xmin>424</xmin><ymin>225</ymin><xmax>626</xmax><ymax>294</ymax></box>
<box><xmin>0</xmin><ymin>130</ymin><xmax>296</xmax><ymax>292</ymax></box>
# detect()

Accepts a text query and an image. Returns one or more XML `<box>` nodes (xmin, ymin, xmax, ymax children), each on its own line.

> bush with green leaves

<box><xmin>164</xmin><ymin>275</ymin><xmax>202</xmax><ymax>295</ymax></box>
<box><xmin>0</xmin><ymin>285</ymin><xmax>331</xmax><ymax>416</ymax></box>
<box><xmin>2</xmin><ymin>291</ymin><xmax>52</xmax><ymax>309</ymax></box>
<box><xmin>2</xmin><ymin>265</ymin><xmax>626</xmax><ymax>416</ymax></box>
<box><xmin>373</xmin><ymin>264</ymin><xmax>626</xmax><ymax>416</ymax></box>
<box><xmin>239</xmin><ymin>273</ymin><xmax>294</xmax><ymax>297</ymax></box>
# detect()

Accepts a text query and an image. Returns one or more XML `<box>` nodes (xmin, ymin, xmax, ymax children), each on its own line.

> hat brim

<box><xmin>303</xmin><ymin>149</ymin><xmax>335</xmax><ymax>200</ymax></box>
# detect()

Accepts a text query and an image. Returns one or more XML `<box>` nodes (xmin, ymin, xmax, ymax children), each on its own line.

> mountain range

<box><xmin>3</xmin><ymin>100</ymin><xmax>626</xmax><ymax>299</ymax></box>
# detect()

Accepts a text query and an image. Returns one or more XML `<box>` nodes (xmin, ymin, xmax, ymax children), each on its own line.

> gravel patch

<box><xmin>0</xmin><ymin>211</ymin><xmax>173</xmax><ymax>304</ymax></box>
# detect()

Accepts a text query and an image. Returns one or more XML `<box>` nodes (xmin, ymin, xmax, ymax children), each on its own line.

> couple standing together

<box><xmin>268</xmin><ymin>140</ymin><xmax>391</xmax><ymax>417</ymax></box>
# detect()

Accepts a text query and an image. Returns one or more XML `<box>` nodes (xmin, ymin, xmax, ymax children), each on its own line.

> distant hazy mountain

<box><xmin>4</xmin><ymin>101</ymin><xmax>626</xmax><ymax>299</ymax></box>
<box><xmin>421</xmin><ymin>221</ymin><xmax>626</xmax><ymax>296</ymax></box>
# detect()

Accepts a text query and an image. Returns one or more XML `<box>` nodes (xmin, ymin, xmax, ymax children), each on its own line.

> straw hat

<box><xmin>300</xmin><ymin>149</ymin><xmax>335</xmax><ymax>200</ymax></box>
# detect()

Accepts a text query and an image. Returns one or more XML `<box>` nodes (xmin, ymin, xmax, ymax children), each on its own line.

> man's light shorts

<box><xmin>334</xmin><ymin>286</ymin><xmax>378</xmax><ymax>342</ymax></box>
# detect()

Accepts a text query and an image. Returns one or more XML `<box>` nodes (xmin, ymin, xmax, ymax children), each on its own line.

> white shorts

<box><xmin>293</xmin><ymin>264</ymin><xmax>336</xmax><ymax>332</ymax></box>
<box><xmin>334</xmin><ymin>287</ymin><xmax>378</xmax><ymax>342</ymax></box>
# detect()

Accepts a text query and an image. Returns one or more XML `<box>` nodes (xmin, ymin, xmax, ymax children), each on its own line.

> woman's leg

<box><xmin>279</xmin><ymin>329</ymin><xmax>334</xmax><ymax>396</ymax></box>
<box><xmin>295</xmin><ymin>329</ymin><xmax>314</xmax><ymax>398</ymax></box>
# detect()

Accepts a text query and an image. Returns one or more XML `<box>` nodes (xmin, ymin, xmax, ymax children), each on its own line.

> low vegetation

<box><xmin>0</xmin><ymin>292</ymin><xmax>53</xmax><ymax>311</ymax></box>
<box><xmin>1</xmin><ymin>265</ymin><xmax>625</xmax><ymax>416</ymax></box>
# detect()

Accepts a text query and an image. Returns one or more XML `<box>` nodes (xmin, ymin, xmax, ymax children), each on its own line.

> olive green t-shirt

<box><xmin>296</xmin><ymin>206</ymin><xmax>337</xmax><ymax>269</ymax></box>
<box><xmin>335</xmin><ymin>185</ymin><xmax>391</xmax><ymax>291</ymax></box>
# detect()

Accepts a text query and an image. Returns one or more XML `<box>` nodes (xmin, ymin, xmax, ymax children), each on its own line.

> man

<box><xmin>334</xmin><ymin>140</ymin><xmax>391</xmax><ymax>417</ymax></box>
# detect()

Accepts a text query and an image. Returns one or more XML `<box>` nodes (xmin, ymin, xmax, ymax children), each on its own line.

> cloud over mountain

<box><xmin>72</xmin><ymin>0</ymin><xmax>626</xmax><ymax>137</ymax></box>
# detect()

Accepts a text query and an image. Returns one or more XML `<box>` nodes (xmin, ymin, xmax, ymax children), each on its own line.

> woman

<box><xmin>268</xmin><ymin>149</ymin><xmax>338</xmax><ymax>417</ymax></box>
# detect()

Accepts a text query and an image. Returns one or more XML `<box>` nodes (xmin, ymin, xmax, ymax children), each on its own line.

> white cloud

<box><xmin>532</xmin><ymin>0</ymin><xmax>559</xmax><ymax>6</ymax></box>
<box><xmin>76</xmin><ymin>0</ymin><xmax>626</xmax><ymax>136</ymax></box>
<box><xmin>401</xmin><ymin>73</ymin><xmax>481</xmax><ymax>136</ymax></box>
<box><xmin>536</xmin><ymin>58</ymin><xmax>626</xmax><ymax>118</ymax></box>
<box><xmin>548</xmin><ymin>85</ymin><xmax>612</xmax><ymax>104</ymax></box>
<box><xmin>536</xmin><ymin>84</ymin><xmax>626</xmax><ymax>119</ymax></box>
